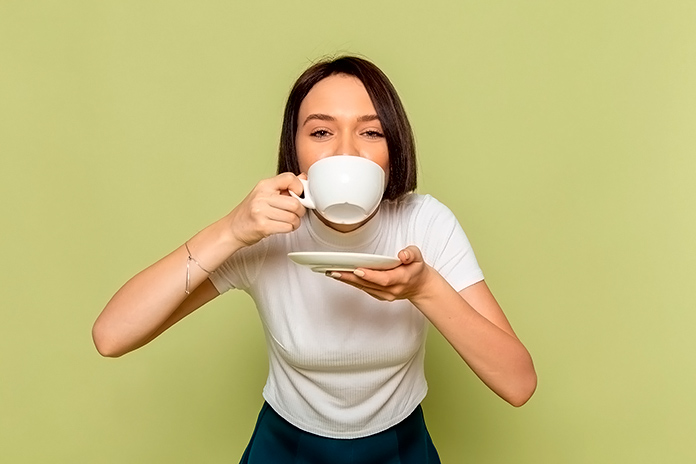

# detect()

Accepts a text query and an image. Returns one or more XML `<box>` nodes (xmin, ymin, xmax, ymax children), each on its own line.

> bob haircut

<box><xmin>277</xmin><ymin>56</ymin><xmax>417</xmax><ymax>201</ymax></box>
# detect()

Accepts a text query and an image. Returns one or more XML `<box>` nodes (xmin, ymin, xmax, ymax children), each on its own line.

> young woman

<box><xmin>93</xmin><ymin>56</ymin><xmax>536</xmax><ymax>463</ymax></box>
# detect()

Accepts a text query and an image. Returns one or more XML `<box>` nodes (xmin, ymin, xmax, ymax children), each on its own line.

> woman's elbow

<box><xmin>507</xmin><ymin>371</ymin><xmax>537</xmax><ymax>407</ymax></box>
<box><xmin>92</xmin><ymin>322</ymin><xmax>125</xmax><ymax>358</ymax></box>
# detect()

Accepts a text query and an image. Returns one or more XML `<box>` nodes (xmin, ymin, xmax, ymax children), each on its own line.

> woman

<box><xmin>93</xmin><ymin>56</ymin><xmax>536</xmax><ymax>462</ymax></box>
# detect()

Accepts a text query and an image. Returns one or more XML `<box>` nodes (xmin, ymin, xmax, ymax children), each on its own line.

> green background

<box><xmin>2</xmin><ymin>1</ymin><xmax>695</xmax><ymax>462</ymax></box>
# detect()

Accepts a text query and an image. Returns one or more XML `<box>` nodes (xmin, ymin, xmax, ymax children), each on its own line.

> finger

<box><xmin>270</xmin><ymin>172</ymin><xmax>304</xmax><ymax>197</ymax></box>
<box><xmin>359</xmin><ymin>287</ymin><xmax>390</xmax><ymax>301</ymax></box>
<box><xmin>268</xmin><ymin>194</ymin><xmax>306</xmax><ymax>217</ymax></box>
<box><xmin>247</xmin><ymin>199</ymin><xmax>302</xmax><ymax>233</ymax></box>
<box><xmin>335</xmin><ymin>270</ymin><xmax>395</xmax><ymax>291</ymax></box>
<box><xmin>260</xmin><ymin>217</ymin><xmax>300</xmax><ymax>235</ymax></box>
<box><xmin>398</xmin><ymin>245</ymin><xmax>423</xmax><ymax>265</ymax></box>
<box><xmin>349</xmin><ymin>267</ymin><xmax>401</xmax><ymax>288</ymax></box>
<box><xmin>326</xmin><ymin>273</ymin><xmax>390</xmax><ymax>301</ymax></box>
<box><xmin>265</xmin><ymin>208</ymin><xmax>301</xmax><ymax>224</ymax></box>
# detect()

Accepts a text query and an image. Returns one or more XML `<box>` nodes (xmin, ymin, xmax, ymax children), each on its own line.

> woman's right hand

<box><xmin>226</xmin><ymin>172</ymin><xmax>307</xmax><ymax>248</ymax></box>
<box><xmin>92</xmin><ymin>173</ymin><xmax>306</xmax><ymax>358</ymax></box>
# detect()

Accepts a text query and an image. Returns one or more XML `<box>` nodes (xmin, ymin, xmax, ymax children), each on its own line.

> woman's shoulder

<box><xmin>383</xmin><ymin>192</ymin><xmax>454</xmax><ymax>219</ymax></box>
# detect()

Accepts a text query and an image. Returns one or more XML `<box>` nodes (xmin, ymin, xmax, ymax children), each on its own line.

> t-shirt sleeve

<box><xmin>208</xmin><ymin>239</ymin><xmax>269</xmax><ymax>294</ymax></box>
<box><xmin>416</xmin><ymin>195</ymin><xmax>484</xmax><ymax>292</ymax></box>
<box><xmin>209</xmin><ymin>256</ymin><xmax>240</xmax><ymax>294</ymax></box>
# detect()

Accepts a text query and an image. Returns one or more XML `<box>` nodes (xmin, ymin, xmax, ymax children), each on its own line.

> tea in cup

<box><xmin>290</xmin><ymin>156</ymin><xmax>386</xmax><ymax>224</ymax></box>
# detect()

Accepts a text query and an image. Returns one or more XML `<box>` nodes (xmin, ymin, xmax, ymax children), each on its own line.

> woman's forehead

<box><xmin>298</xmin><ymin>74</ymin><xmax>376</xmax><ymax>118</ymax></box>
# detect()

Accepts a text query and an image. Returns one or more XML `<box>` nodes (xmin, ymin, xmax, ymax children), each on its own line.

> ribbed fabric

<box><xmin>305</xmin><ymin>207</ymin><xmax>383</xmax><ymax>249</ymax></box>
<box><xmin>239</xmin><ymin>402</ymin><xmax>441</xmax><ymax>464</ymax></box>
<box><xmin>211</xmin><ymin>194</ymin><xmax>484</xmax><ymax>438</ymax></box>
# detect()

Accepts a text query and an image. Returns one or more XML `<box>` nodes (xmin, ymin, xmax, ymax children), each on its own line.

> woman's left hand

<box><xmin>330</xmin><ymin>245</ymin><xmax>537</xmax><ymax>406</ymax></box>
<box><xmin>328</xmin><ymin>245</ymin><xmax>434</xmax><ymax>302</ymax></box>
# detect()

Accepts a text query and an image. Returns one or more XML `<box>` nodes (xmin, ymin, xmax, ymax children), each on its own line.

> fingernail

<box><xmin>327</xmin><ymin>272</ymin><xmax>341</xmax><ymax>278</ymax></box>
<box><xmin>353</xmin><ymin>269</ymin><xmax>365</xmax><ymax>277</ymax></box>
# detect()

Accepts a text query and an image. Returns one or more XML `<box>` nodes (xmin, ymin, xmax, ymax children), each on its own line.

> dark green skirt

<box><xmin>239</xmin><ymin>402</ymin><xmax>441</xmax><ymax>464</ymax></box>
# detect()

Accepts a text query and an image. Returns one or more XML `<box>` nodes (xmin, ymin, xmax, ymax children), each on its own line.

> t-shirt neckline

<box><xmin>306</xmin><ymin>206</ymin><xmax>383</xmax><ymax>250</ymax></box>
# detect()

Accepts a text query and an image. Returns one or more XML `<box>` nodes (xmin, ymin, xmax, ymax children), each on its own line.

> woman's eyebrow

<box><xmin>302</xmin><ymin>113</ymin><xmax>381</xmax><ymax>126</ymax></box>
<box><xmin>302</xmin><ymin>114</ymin><xmax>335</xmax><ymax>126</ymax></box>
<box><xmin>356</xmin><ymin>114</ymin><xmax>380</xmax><ymax>122</ymax></box>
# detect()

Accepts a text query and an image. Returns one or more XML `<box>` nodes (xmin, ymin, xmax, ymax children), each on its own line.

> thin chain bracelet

<box><xmin>184</xmin><ymin>242</ymin><xmax>212</xmax><ymax>295</ymax></box>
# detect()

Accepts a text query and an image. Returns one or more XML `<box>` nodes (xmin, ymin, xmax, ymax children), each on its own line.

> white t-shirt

<box><xmin>210</xmin><ymin>193</ymin><xmax>484</xmax><ymax>439</ymax></box>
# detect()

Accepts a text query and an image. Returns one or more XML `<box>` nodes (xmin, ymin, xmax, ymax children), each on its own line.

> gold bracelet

<box><xmin>185</xmin><ymin>242</ymin><xmax>212</xmax><ymax>295</ymax></box>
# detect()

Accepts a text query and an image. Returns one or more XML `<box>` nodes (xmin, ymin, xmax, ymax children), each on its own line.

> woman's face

<box><xmin>295</xmin><ymin>74</ymin><xmax>389</xmax><ymax>182</ymax></box>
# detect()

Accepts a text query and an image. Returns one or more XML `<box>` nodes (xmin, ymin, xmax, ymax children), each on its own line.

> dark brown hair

<box><xmin>277</xmin><ymin>56</ymin><xmax>417</xmax><ymax>201</ymax></box>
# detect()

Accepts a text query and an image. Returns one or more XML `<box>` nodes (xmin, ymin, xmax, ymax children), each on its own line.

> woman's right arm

<box><xmin>92</xmin><ymin>173</ymin><xmax>305</xmax><ymax>357</ymax></box>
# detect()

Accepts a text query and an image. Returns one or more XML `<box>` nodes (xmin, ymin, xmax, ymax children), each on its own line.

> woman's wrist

<box><xmin>409</xmin><ymin>264</ymin><xmax>443</xmax><ymax>308</ymax></box>
<box><xmin>186</xmin><ymin>215</ymin><xmax>246</xmax><ymax>273</ymax></box>
<box><xmin>216</xmin><ymin>212</ymin><xmax>247</xmax><ymax>251</ymax></box>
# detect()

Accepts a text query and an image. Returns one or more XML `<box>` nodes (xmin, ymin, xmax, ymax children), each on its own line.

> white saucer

<box><xmin>288</xmin><ymin>252</ymin><xmax>401</xmax><ymax>273</ymax></box>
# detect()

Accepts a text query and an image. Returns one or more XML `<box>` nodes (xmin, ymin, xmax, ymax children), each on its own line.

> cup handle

<box><xmin>289</xmin><ymin>178</ymin><xmax>315</xmax><ymax>209</ymax></box>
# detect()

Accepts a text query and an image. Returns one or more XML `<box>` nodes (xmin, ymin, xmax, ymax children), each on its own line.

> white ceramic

<box><xmin>290</xmin><ymin>156</ymin><xmax>386</xmax><ymax>224</ymax></box>
<box><xmin>288</xmin><ymin>252</ymin><xmax>401</xmax><ymax>273</ymax></box>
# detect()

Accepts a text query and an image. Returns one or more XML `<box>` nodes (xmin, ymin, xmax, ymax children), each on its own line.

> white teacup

<box><xmin>291</xmin><ymin>156</ymin><xmax>386</xmax><ymax>224</ymax></box>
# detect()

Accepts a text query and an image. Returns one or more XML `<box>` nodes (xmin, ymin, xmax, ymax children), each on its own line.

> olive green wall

<box><xmin>2</xmin><ymin>1</ymin><xmax>694</xmax><ymax>462</ymax></box>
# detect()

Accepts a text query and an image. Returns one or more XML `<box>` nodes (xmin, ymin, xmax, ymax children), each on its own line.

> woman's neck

<box><xmin>312</xmin><ymin>209</ymin><xmax>379</xmax><ymax>233</ymax></box>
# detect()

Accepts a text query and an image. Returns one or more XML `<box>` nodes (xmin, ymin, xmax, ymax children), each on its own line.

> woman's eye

<box><xmin>363</xmin><ymin>130</ymin><xmax>385</xmax><ymax>138</ymax></box>
<box><xmin>310</xmin><ymin>129</ymin><xmax>331</xmax><ymax>138</ymax></box>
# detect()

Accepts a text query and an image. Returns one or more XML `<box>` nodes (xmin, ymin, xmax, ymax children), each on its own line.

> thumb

<box><xmin>398</xmin><ymin>246</ymin><xmax>422</xmax><ymax>264</ymax></box>
<box><xmin>274</xmin><ymin>172</ymin><xmax>304</xmax><ymax>197</ymax></box>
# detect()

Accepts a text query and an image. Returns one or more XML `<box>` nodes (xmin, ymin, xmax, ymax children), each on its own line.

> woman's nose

<box><xmin>335</xmin><ymin>133</ymin><xmax>360</xmax><ymax>156</ymax></box>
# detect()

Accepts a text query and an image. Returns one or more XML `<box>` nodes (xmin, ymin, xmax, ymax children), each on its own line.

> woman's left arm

<box><xmin>329</xmin><ymin>245</ymin><xmax>537</xmax><ymax>407</ymax></box>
